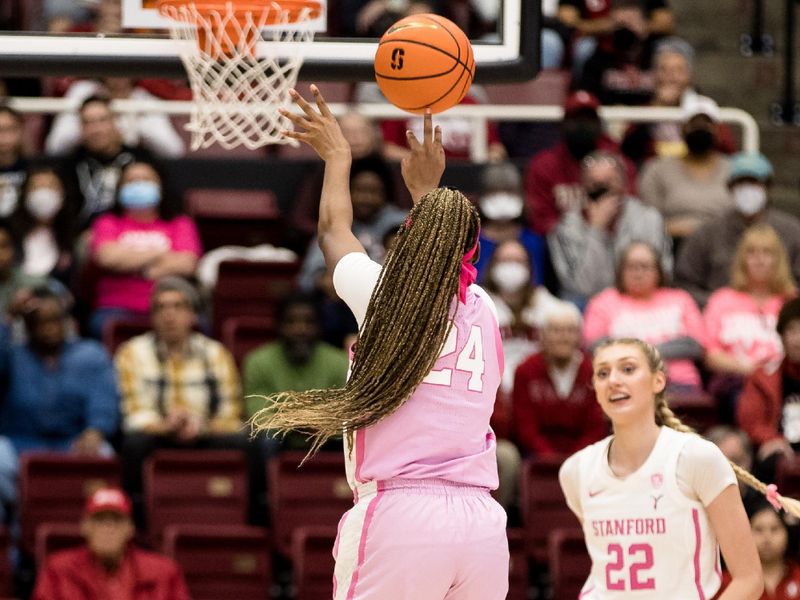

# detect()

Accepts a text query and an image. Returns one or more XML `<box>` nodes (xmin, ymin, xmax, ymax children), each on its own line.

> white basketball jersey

<box><xmin>574</xmin><ymin>427</ymin><xmax>722</xmax><ymax>599</ymax></box>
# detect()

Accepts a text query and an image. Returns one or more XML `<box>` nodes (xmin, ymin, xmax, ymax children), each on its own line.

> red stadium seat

<box><xmin>506</xmin><ymin>528</ymin><xmax>530</xmax><ymax>600</ymax></box>
<box><xmin>668</xmin><ymin>390</ymin><xmax>718</xmax><ymax>433</ymax></box>
<box><xmin>101</xmin><ymin>316</ymin><xmax>152</xmax><ymax>355</ymax></box>
<box><xmin>184</xmin><ymin>188</ymin><xmax>283</xmax><ymax>250</ymax></box>
<box><xmin>163</xmin><ymin>524</ymin><xmax>271</xmax><ymax>600</ymax></box>
<box><xmin>291</xmin><ymin>526</ymin><xmax>337</xmax><ymax>600</ymax></box>
<box><xmin>212</xmin><ymin>259</ymin><xmax>300</xmax><ymax>337</ymax></box>
<box><xmin>220</xmin><ymin>316</ymin><xmax>278</xmax><ymax>367</ymax></box>
<box><xmin>34</xmin><ymin>523</ymin><xmax>83</xmax><ymax>567</ymax></box>
<box><xmin>19</xmin><ymin>454</ymin><xmax>121</xmax><ymax>554</ymax></box>
<box><xmin>143</xmin><ymin>450</ymin><xmax>248</xmax><ymax>543</ymax></box>
<box><xmin>268</xmin><ymin>451</ymin><xmax>352</xmax><ymax>557</ymax></box>
<box><xmin>0</xmin><ymin>528</ymin><xmax>13</xmax><ymax>596</ymax></box>
<box><xmin>777</xmin><ymin>455</ymin><xmax>800</xmax><ymax>499</ymax></box>
<box><xmin>519</xmin><ymin>456</ymin><xmax>580</xmax><ymax>563</ymax></box>
<box><xmin>548</xmin><ymin>528</ymin><xmax>591</xmax><ymax>600</ymax></box>
<box><xmin>483</xmin><ymin>70</ymin><xmax>570</xmax><ymax>106</ymax></box>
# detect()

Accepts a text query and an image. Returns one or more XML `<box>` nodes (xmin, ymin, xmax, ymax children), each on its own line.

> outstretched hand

<box><xmin>401</xmin><ymin>110</ymin><xmax>445</xmax><ymax>203</ymax></box>
<box><xmin>280</xmin><ymin>85</ymin><xmax>350</xmax><ymax>162</ymax></box>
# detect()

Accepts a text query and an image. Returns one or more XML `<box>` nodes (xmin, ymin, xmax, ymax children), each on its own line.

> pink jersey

<box><xmin>583</xmin><ymin>287</ymin><xmax>705</xmax><ymax>387</ymax></box>
<box><xmin>332</xmin><ymin>253</ymin><xmax>503</xmax><ymax>491</ymax></box>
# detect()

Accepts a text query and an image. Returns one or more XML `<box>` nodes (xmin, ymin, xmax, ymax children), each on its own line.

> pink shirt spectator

<box><xmin>333</xmin><ymin>252</ymin><xmax>503</xmax><ymax>491</ymax></box>
<box><xmin>703</xmin><ymin>287</ymin><xmax>785</xmax><ymax>371</ymax></box>
<box><xmin>583</xmin><ymin>287</ymin><xmax>705</xmax><ymax>387</ymax></box>
<box><xmin>91</xmin><ymin>214</ymin><xmax>202</xmax><ymax>312</ymax></box>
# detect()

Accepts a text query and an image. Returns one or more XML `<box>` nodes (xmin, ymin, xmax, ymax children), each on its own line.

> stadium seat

<box><xmin>143</xmin><ymin>450</ymin><xmax>248</xmax><ymax>543</ymax></box>
<box><xmin>0</xmin><ymin>528</ymin><xmax>13</xmax><ymax>596</ymax></box>
<box><xmin>101</xmin><ymin>315</ymin><xmax>152</xmax><ymax>355</ymax></box>
<box><xmin>220</xmin><ymin>315</ymin><xmax>278</xmax><ymax>367</ymax></box>
<box><xmin>268</xmin><ymin>451</ymin><xmax>352</xmax><ymax>557</ymax></box>
<box><xmin>668</xmin><ymin>389</ymin><xmax>718</xmax><ymax>433</ymax></box>
<box><xmin>184</xmin><ymin>188</ymin><xmax>283</xmax><ymax>250</ymax></box>
<box><xmin>163</xmin><ymin>524</ymin><xmax>271</xmax><ymax>600</ymax></box>
<box><xmin>506</xmin><ymin>528</ymin><xmax>530</xmax><ymax>600</ymax></box>
<box><xmin>212</xmin><ymin>259</ymin><xmax>300</xmax><ymax>338</ymax></box>
<box><xmin>34</xmin><ymin>523</ymin><xmax>83</xmax><ymax>567</ymax></box>
<box><xmin>519</xmin><ymin>456</ymin><xmax>580</xmax><ymax>562</ymax></box>
<box><xmin>19</xmin><ymin>453</ymin><xmax>121</xmax><ymax>554</ymax></box>
<box><xmin>777</xmin><ymin>455</ymin><xmax>800</xmax><ymax>499</ymax></box>
<box><xmin>483</xmin><ymin>70</ymin><xmax>570</xmax><ymax>106</ymax></box>
<box><xmin>548</xmin><ymin>528</ymin><xmax>591</xmax><ymax>600</ymax></box>
<box><xmin>291</xmin><ymin>526</ymin><xmax>336</xmax><ymax>600</ymax></box>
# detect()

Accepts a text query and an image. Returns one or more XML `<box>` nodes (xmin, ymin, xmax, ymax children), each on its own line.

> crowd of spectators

<box><xmin>3</xmin><ymin>0</ymin><xmax>800</xmax><ymax>597</ymax></box>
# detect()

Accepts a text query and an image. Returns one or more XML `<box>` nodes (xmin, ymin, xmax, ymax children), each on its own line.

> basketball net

<box><xmin>158</xmin><ymin>1</ymin><xmax>320</xmax><ymax>150</ymax></box>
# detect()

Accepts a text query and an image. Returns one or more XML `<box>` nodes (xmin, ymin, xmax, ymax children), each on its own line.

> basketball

<box><xmin>374</xmin><ymin>13</ymin><xmax>475</xmax><ymax>114</ymax></box>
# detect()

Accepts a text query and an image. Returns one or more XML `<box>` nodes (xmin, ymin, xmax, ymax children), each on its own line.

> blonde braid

<box><xmin>596</xmin><ymin>337</ymin><xmax>800</xmax><ymax>517</ymax></box>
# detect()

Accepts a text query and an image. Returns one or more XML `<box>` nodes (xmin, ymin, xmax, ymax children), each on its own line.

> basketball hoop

<box><xmin>157</xmin><ymin>0</ymin><xmax>322</xmax><ymax>150</ymax></box>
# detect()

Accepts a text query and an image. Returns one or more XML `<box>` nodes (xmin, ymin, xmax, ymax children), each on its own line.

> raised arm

<box><xmin>401</xmin><ymin>110</ymin><xmax>445</xmax><ymax>204</ymax></box>
<box><xmin>281</xmin><ymin>86</ymin><xmax>365</xmax><ymax>272</ymax></box>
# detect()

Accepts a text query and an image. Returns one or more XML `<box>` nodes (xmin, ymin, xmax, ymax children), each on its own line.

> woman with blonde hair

<box><xmin>703</xmin><ymin>223</ymin><xmax>797</xmax><ymax>420</ymax></box>
<box><xmin>559</xmin><ymin>337</ymin><xmax>800</xmax><ymax>598</ymax></box>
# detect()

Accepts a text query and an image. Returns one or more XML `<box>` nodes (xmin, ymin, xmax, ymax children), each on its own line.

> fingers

<box><xmin>406</xmin><ymin>129</ymin><xmax>422</xmax><ymax>151</ymax></box>
<box><xmin>310</xmin><ymin>84</ymin><xmax>333</xmax><ymax>118</ymax></box>
<box><xmin>423</xmin><ymin>109</ymin><xmax>433</xmax><ymax>144</ymax></box>
<box><xmin>434</xmin><ymin>125</ymin><xmax>442</xmax><ymax>148</ymax></box>
<box><xmin>278</xmin><ymin>107</ymin><xmax>310</xmax><ymax>129</ymax></box>
<box><xmin>288</xmin><ymin>88</ymin><xmax>317</xmax><ymax>119</ymax></box>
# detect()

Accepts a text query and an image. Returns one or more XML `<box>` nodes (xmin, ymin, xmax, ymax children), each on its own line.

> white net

<box><xmin>159</xmin><ymin>1</ymin><xmax>317</xmax><ymax>150</ymax></box>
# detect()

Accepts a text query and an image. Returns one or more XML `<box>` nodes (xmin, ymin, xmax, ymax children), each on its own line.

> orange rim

<box><xmin>157</xmin><ymin>0</ymin><xmax>322</xmax><ymax>24</ymax></box>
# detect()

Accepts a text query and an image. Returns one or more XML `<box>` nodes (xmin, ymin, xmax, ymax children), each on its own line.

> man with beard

<box><xmin>243</xmin><ymin>293</ymin><xmax>349</xmax><ymax>452</ymax></box>
<box><xmin>524</xmin><ymin>90</ymin><xmax>637</xmax><ymax>236</ymax></box>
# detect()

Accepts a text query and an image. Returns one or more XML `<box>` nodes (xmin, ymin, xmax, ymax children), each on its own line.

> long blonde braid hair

<box><xmin>595</xmin><ymin>337</ymin><xmax>800</xmax><ymax>517</ymax></box>
<box><xmin>250</xmin><ymin>188</ymin><xmax>480</xmax><ymax>458</ymax></box>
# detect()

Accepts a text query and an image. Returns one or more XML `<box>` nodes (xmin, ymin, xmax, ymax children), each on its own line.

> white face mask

<box><xmin>480</xmin><ymin>192</ymin><xmax>524</xmax><ymax>221</ymax></box>
<box><xmin>732</xmin><ymin>183</ymin><xmax>767</xmax><ymax>216</ymax></box>
<box><xmin>26</xmin><ymin>188</ymin><xmax>63</xmax><ymax>221</ymax></box>
<box><xmin>491</xmin><ymin>261</ymin><xmax>530</xmax><ymax>293</ymax></box>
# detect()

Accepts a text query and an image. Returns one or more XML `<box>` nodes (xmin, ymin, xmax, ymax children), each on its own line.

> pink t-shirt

<box><xmin>703</xmin><ymin>287</ymin><xmax>785</xmax><ymax>368</ymax></box>
<box><xmin>91</xmin><ymin>213</ymin><xmax>202</xmax><ymax>312</ymax></box>
<box><xmin>333</xmin><ymin>252</ymin><xmax>503</xmax><ymax>491</ymax></box>
<box><xmin>583</xmin><ymin>287</ymin><xmax>705</xmax><ymax>387</ymax></box>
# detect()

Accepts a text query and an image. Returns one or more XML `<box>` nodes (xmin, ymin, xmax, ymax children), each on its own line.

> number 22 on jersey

<box><xmin>422</xmin><ymin>325</ymin><xmax>485</xmax><ymax>391</ymax></box>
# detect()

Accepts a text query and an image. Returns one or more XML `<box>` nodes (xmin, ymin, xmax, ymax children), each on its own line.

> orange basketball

<box><xmin>374</xmin><ymin>13</ymin><xmax>475</xmax><ymax>114</ymax></box>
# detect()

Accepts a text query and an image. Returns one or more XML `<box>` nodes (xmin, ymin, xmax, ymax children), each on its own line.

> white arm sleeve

<box><xmin>559</xmin><ymin>453</ymin><xmax>583</xmax><ymax>521</ymax></box>
<box><xmin>332</xmin><ymin>252</ymin><xmax>383</xmax><ymax>329</ymax></box>
<box><xmin>677</xmin><ymin>436</ymin><xmax>738</xmax><ymax>506</ymax></box>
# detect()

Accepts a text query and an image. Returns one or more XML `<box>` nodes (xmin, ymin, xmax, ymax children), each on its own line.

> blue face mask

<box><xmin>119</xmin><ymin>180</ymin><xmax>161</xmax><ymax>209</ymax></box>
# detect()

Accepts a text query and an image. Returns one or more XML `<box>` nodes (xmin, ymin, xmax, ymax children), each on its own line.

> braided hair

<box><xmin>594</xmin><ymin>338</ymin><xmax>800</xmax><ymax>518</ymax></box>
<box><xmin>250</xmin><ymin>187</ymin><xmax>480</xmax><ymax>458</ymax></box>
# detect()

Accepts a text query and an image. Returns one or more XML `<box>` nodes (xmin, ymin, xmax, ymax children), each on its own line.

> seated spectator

<box><xmin>704</xmin><ymin>224</ymin><xmax>796</xmax><ymax>423</ymax></box>
<box><xmin>45</xmin><ymin>78</ymin><xmax>185</xmax><ymax>159</ymax></box>
<box><xmin>298</xmin><ymin>155</ymin><xmax>405</xmax><ymax>293</ymax></box>
<box><xmin>484</xmin><ymin>239</ymin><xmax>564</xmax><ymax>393</ymax></box>
<box><xmin>620</xmin><ymin>37</ymin><xmax>737</xmax><ymax>166</ymax></box>
<box><xmin>61</xmin><ymin>96</ymin><xmax>156</xmax><ymax>230</ymax></box>
<box><xmin>717</xmin><ymin>499</ymin><xmax>800</xmax><ymax>600</ymax></box>
<box><xmin>115</xmin><ymin>278</ymin><xmax>256</xmax><ymax>517</ymax></box>
<box><xmin>524</xmin><ymin>90</ymin><xmax>637</xmax><ymax>236</ymax></box>
<box><xmin>676</xmin><ymin>152</ymin><xmax>800</xmax><ymax>308</ymax></box>
<box><xmin>584</xmin><ymin>240</ymin><xmax>704</xmax><ymax>391</ymax></box>
<box><xmin>738</xmin><ymin>297</ymin><xmax>800</xmax><ymax>483</ymax></box>
<box><xmin>706</xmin><ymin>425</ymin><xmax>756</xmax><ymax>502</ymax></box>
<box><xmin>314</xmin><ymin>265</ymin><xmax>360</xmax><ymax>349</ymax></box>
<box><xmin>0</xmin><ymin>220</ymin><xmax>47</xmax><ymax>316</ymax></box>
<box><xmin>474</xmin><ymin>162</ymin><xmax>547</xmax><ymax>286</ymax></box>
<box><xmin>243</xmin><ymin>293</ymin><xmax>349</xmax><ymax>451</ymax></box>
<box><xmin>558</xmin><ymin>0</ymin><xmax>674</xmax><ymax>82</ymax></box>
<box><xmin>33</xmin><ymin>487</ymin><xmax>190</xmax><ymax>600</ymax></box>
<box><xmin>577</xmin><ymin>0</ymin><xmax>657</xmax><ymax>106</ymax></box>
<box><xmin>638</xmin><ymin>95</ymin><xmax>732</xmax><ymax>243</ymax></box>
<box><xmin>89</xmin><ymin>160</ymin><xmax>201</xmax><ymax>339</ymax></box>
<box><xmin>11</xmin><ymin>165</ymin><xmax>77</xmax><ymax>284</ymax></box>
<box><xmin>548</xmin><ymin>150</ymin><xmax>671</xmax><ymax>305</ymax></box>
<box><xmin>0</xmin><ymin>104</ymin><xmax>26</xmax><ymax>218</ymax></box>
<box><xmin>511</xmin><ymin>303</ymin><xmax>607</xmax><ymax>457</ymax></box>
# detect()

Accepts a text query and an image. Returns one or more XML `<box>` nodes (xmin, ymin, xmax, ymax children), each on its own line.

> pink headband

<box><xmin>459</xmin><ymin>233</ymin><xmax>479</xmax><ymax>304</ymax></box>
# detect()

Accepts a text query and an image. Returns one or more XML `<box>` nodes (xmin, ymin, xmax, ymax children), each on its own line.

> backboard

<box><xmin>0</xmin><ymin>0</ymin><xmax>538</xmax><ymax>83</ymax></box>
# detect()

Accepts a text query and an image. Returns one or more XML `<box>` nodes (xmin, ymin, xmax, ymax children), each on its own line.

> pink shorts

<box><xmin>332</xmin><ymin>478</ymin><xmax>509</xmax><ymax>600</ymax></box>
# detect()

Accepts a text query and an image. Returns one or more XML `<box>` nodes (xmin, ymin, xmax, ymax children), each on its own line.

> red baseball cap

<box><xmin>564</xmin><ymin>90</ymin><xmax>601</xmax><ymax>117</ymax></box>
<box><xmin>84</xmin><ymin>488</ymin><xmax>132</xmax><ymax>517</ymax></box>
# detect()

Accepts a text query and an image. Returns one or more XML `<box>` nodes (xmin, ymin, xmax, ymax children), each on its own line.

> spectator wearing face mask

<box><xmin>676</xmin><ymin>153</ymin><xmax>800</xmax><ymax>308</ymax></box>
<box><xmin>0</xmin><ymin>105</ymin><xmax>27</xmax><ymax>219</ymax></box>
<box><xmin>474</xmin><ymin>162</ymin><xmax>547</xmax><ymax>287</ymax></box>
<box><xmin>524</xmin><ymin>91</ymin><xmax>637</xmax><ymax>236</ymax></box>
<box><xmin>637</xmin><ymin>96</ymin><xmax>732</xmax><ymax>245</ymax></box>
<box><xmin>11</xmin><ymin>165</ymin><xmax>77</xmax><ymax>285</ymax></box>
<box><xmin>483</xmin><ymin>239</ymin><xmax>565</xmax><ymax>394</ymax></box>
